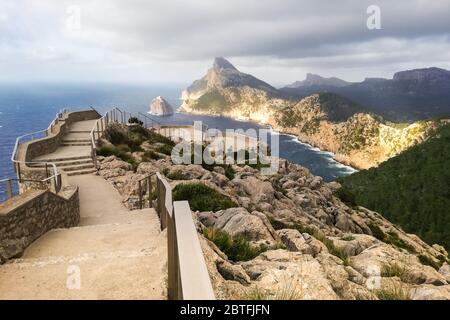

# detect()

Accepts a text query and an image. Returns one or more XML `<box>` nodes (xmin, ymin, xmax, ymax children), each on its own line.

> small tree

<box><xmin>128</xmin><ymin>116</ymin><xmax>143</xmax><ymax>126</ymax></box>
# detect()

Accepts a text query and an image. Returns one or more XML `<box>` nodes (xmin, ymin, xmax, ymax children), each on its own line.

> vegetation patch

<box><xmin>203</xmin><ymin>227</ymin><xmax>265</xmax><ymax>262</ymax></box>
<box><xmin>166</xmin><ymin>170</ymin><xmax>189</xmax><ymax>180</ymax></box>
<box><xmin>418</xmin><ymin>254</ymin><xmax>442</xmax><ymax>271</ymax></box>
<box><xmin>338</xmin><ymin>123</ymin><xmax>450</xmax><ymax>250</ymax></box>
<box><xmin>381</xmin><ymin>263</ymin><xmax>412</xmax><ymax>283</ymax></box>
<box><xmin>367</xmin><ymin>223</ymin><xmax>416</xmax><ymax>253</ymax></box>
<box><xmin>97</xmin><ymin>145</ymin><xmax>137</xmax><ymax>168</ymax></box>
<box><xmin>173</xmin><ymin>183</ymin><xmax>237</xmax><ymax>212</ymax></box>
<box><xmin>373</xmin><ymin>285</ymin><xmax>411</xmax><ymax>300</ymax></box>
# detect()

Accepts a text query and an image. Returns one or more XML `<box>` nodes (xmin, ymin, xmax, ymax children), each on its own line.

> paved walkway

<box><xmin>0</xmin><ymin>120</ymin><xmax>167</xmax><ymax>299</ymax></box>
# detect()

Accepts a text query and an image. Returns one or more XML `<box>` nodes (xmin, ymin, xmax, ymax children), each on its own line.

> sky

<box><xmin>1</xmin><ymin>0</ymin><xmax>450</xmax><ymax>86</ymax></box>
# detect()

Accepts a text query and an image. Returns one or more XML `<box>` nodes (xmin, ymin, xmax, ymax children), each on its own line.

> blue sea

<box><xmin>0</xmin><ymin>83</ymin><xmax>356</xmax><ymax>202</ymax></box>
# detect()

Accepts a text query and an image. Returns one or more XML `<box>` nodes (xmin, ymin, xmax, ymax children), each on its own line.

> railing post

<box><xmin>138</xmin><ymin>180</ymin><xmax>142</xmax><ymax>210</ymax></box>
<box><xmin>96</xmin><ymin>121</ymin><xmax>100</xmax><ymax>140</ymax></box>
<box><xmin>45</xmin><ymin>163</ymin><xmax>49</xmax><ymax>178</ymax></box>
<box><xmin>6</xmin><ymin>180</ymin><xmax>13</xmax><ymax>199</ymax></box>
<box><xmin>148</xmin><ymin>175</ymin><xmax>152</xmax><ymax>208</ymax></box>
<box><xmin>167</xmin><ymin>205</ymin><xmax>178</xmax><ymax>300</ymax></box>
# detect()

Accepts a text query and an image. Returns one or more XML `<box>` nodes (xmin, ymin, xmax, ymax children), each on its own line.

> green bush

<box><xmin>334</xmin><ymin>187</ymin><xmax>357</xmax><ymax>206</ymax></box>
<box><xmin>368</xmin><ymin>223</ymin><xmax>386</xmax><ymax>241</ymax></box>
<box><xmin>154</xmin><ymin>144</ymin><xmax>173</xmax><ymax>155</ymax></box>
<box><xmin>142</xmin><ymin>150</ymin><xmax>163</xmax><ymax>161</ymax></box>
<box><xmin>338</xmin><ymin>123</ymin><xmax>450</xmax><ymax>250</ymax></box>
<box><xmin>418</xmin><ymin>254</ymin><xmax>442</xmax><ymax>271</ymax></box>
<box><xmin>173</xmin><ymin>183</ymin><xmax>237</xmax><ymax>212</ymax></box>
<box><xmin>96</xmin><ymin>145</ymin><xmax>136</xmax><ymax>167</ymax></box>
<box><xmin>374</xmin><ymin>285</ymin><xmax>411</xmax><ymax>300</ymax></box>
<box><xmin>203</xmin><ymin>227</ymin><xmax>264</xmax><ymax>261</ymax></box>
<box><xmin>166</xmin><ymin>170</ymin><xmax>189</xmax><ymax>180</ymax></box>
<box><xmin>128</xmin><ymin>116</ymin><xmax>143</xmax><ymax>125</ymax></box>
<box><xmin>381</xmin><ymin>263</ymin><xmax>411</xmax><ymax>283</ymax></box>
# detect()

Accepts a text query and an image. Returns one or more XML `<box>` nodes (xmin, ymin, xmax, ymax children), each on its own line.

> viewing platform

<box><xmin>0</xmin><ymin>108</ymin><xmax>215</xmax><ymax>300</ymax></box>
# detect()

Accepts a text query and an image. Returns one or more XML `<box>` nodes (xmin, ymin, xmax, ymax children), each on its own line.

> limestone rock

<box><xmin>149</xmin><ymin>96</ymin><xmax>174</xmax><ymax>116</ymax></box>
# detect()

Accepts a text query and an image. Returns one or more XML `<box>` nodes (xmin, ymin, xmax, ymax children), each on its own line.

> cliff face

<box><xmin>181</xmin><ymin>58</ymin><xmax>438</xmax><ymax>169</ymax></box>
<box><xmin>95</xmin><ymin>123</ymin><xmax>450</xmax><ymax>300</ymax></box>
<box><xmin>149</xmin><ymin>96</ymin><xmax>174</xmax><ymax>116</ymax></box>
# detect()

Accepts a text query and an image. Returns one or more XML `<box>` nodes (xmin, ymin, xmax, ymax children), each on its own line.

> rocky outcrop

<box><xmin>96</xmin><ymin>125</ymin><xmax>450</xmax><ymax>300</ymax></box>
<box><xmin>149</xmin><ymin>96</ymin><xmax>174</xmax><ymax>116</ymax></box>
<box><xmin>181</xmin><ymin>58</ymin><xmax>439</xmax><ymax>169</ymax></box>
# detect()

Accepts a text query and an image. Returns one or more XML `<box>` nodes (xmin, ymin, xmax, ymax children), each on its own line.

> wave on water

<box><xmin>278</xmin><ymin>131</ymin><xmax>358</xmax><ymax>173</ymax></box>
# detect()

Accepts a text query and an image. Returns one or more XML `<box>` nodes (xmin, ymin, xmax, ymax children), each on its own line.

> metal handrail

<box><xmin>6</xmin><ymin>108</ymin><xmax>69</xmax><ymax>200</ymax></box>
<box><xmin>137</xmin><ymin>172</ymin><xmax>156</xmax><ymax>209</ymax></box>
<box><xmin>137</xmin><ymin>112</ymin><xmax>162</xmax><ymax>130</ymax></box>
<box><xmin>89</xmin><ymin>107</ymin><xmax>128</xmax><ymax>169</ymax></box>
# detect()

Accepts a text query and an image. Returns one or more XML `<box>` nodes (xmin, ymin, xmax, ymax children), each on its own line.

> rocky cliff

<box><xmin>181</xmin><ymin>58</ymin><xmax>438</xmax><ymax>169</ymax></box>
<box><xmin>95</xmin><ymin>123</ymin><xmax>450</xmax><ymax>300</ymax></box>
<box><xmin>149</xmin><ymin>96</ymin><xmax>174</xmax><ymax>116</ymax></box>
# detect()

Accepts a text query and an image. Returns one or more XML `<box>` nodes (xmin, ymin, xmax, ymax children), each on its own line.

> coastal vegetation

<box><xmin>339</xmin><ymin>123</ymin><xmax>450</xmax><ymax>250</ymax></box>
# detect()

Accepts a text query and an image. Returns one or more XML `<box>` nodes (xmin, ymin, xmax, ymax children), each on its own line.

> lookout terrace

<box><xmin>0</xmin><ymin>108</ymin><xmax>215</xmax><ymax>299</ymax></box>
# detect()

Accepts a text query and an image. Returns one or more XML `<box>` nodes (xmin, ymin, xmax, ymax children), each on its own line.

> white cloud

<box><xmin>0</xmin><ymin>0</ymin><xmax>449</xmax><ymax>84</ymax></box>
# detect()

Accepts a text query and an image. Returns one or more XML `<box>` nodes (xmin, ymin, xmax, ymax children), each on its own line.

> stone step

<box><xmin>34</xmin><ymin>155</ymin><xmax>93</xmax><ymax>162</ymax></box>
<box><xmin>29</xmin><ymin>158</ymin><xmax>94</xmax><ymax>168</ymax></box>
<box><xmin>68</xmin><ymin>130</ymin><xmax>91</xmax><ymax>133</ymax></box>
<box><xmin>62</xmin><ymin>139</ymin><xmax>91</xmax><ymax>143</ymax></box>
<box><xmin>12</xmin><ymin>210</ymin><xmax>161</xmax><ymax>260</ymax></box>
<box><xmin>61</xmin><ymin>164</ymin><xmax>95</xmax><ymax>172</ymax></box>
<box><xmin>66</xmin><ymin>168</ymin><xmax>97</xmax><ymax>176</ymax></box>
<box><xmin>61</xmin><ymin>142</ymin><xmax>92</xmax><ymax>147</ymax></box>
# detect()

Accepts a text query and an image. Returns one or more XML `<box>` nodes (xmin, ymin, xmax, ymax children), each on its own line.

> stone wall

<box><xmin>0</xmin><ymin>187</ymin><xmax>80</xmax><ymax>264</ymax></box>
<box><xmin>24</xmin><ymin>109</ymin><xmax>100</xmax><ymax>162</ymax></box>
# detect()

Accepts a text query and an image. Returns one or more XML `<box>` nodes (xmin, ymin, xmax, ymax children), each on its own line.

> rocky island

<box><xmin>149</xmin><ymin>96</ymin><xmax>174</xmax><ymax>116</ymax></box>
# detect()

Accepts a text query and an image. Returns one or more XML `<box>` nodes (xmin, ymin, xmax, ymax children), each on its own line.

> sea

<box><xmin>0</xmin><ymin>83</ymin><xmax>356</xmax><ymax>202</ymax></box>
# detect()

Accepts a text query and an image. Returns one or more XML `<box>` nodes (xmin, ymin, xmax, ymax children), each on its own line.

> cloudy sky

<box><xmin>1</xmin><ymin>0</ymin><xmax>450</xmax><ymax>86</ymax></box>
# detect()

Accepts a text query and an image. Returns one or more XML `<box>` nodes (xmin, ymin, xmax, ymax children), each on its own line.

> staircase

<box><xmin>31</xmin><ymin>120</ymin><xmax>98</xmax><ymax>176</ymax></box>
<box><xmin>0</xmin><ymin>173</ymin><xmax>167</xmax><ymax>299</ymax></box>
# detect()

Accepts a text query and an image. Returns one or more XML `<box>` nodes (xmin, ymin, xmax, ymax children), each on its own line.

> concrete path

<box><xmin>0</xmin><ymin>120</ymin><xmax>167</xmax><ymax>299</ymax></box>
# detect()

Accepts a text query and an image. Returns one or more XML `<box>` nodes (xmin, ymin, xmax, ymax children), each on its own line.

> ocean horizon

<box><xmin>0</xmin><ymin>83</ymin><xmax>355</xmax><ymax>202</ymax></box>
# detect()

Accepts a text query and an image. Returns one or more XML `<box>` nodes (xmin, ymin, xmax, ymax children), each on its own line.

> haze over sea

<box><xmin>0</xmin><ymin>83</ymin><xmax>356</xmax><ymax>201</ymax></box>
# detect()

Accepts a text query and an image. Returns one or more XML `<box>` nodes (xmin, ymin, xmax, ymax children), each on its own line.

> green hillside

<box><xmin>338</xmin><ymin>123</ymin><xmax>450</xmax><ymax>250</ymax></box>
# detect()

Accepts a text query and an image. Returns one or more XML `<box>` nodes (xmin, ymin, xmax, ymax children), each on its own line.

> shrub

<box><xmin>166</xmin><ymin>170</ymin><xmax>188</xmax><ymax>180</ymax></box>
<box><xmin>373</xmin><ymin>285</ymin><xmax>411</xmax><ymax>300</ymax></box>
<box><xmin>341</xmin><ymin>234</ymin><xmax>355</xmax><ymax>241</ymax></box>
<box><xmin>173</xmin><ymin>183</ymin><xmax>237</xmax><ymax>212</ymax></box>
<box><xmin>418</xmin><ymin>254</ymin><xmax>442</xmax><ymax>271</ymax></box>
<box><xmin>368</xmin><ymin>222</ymin><xmax>386</xmax><ymax>241</ymax></box>
<box><xmin>96</xmin><ymin>145</ymin><xmax>136</xmax><ymax>167</ymax></box>
<box><xmin>142</xmin><ymin>150</ymin><xmax>163</xmax><ymax>161</ymax></box>
<box><xmin>334</xmin><ymin>187</ymin><xmax>357</xmax><ymax>206</ymax></box>
<box><xmin>381</xmin><ymin>263</ymin><xmax>411</xmax><ymax>283</ymax></box>
<box><xmin>385</xmin><ymin>232</ymin><xmax>416</xmax><ymax>253</ymax></box>
<box><xmin>203</xmin><ymin>227</ymin><xmax>263</xmax><ymax>261</ymax></box>
<box><xmin>154</xmin><ymin>144</ymin><xmax>173</xmax><ymax>155</ymax></box>
<box><xmin>128</xmin><ymin>116</ymin><xmax>143</xmax><ymax>126</ymax></box>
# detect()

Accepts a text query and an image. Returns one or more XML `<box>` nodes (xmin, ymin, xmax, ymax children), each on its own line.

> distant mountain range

<box><xmin>181</xmin><ymin>57</ymin><xmax>441</xmax><ymax>169</ymax></box>
<box><xmin>281</xmin><ymin>67</ymin><xmax>450</xmax><ymax>122</ymax></box>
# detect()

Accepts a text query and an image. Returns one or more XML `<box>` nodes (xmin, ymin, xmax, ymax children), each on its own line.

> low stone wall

<box><xmin>0</xmin><ymin>187</ymin><xmax>80</xmax><ymax>264</ymax></box>
<box><xmin>24</xmin><ymin>109</ymin><xmax>100</xmax><ymax>162</ymax></box>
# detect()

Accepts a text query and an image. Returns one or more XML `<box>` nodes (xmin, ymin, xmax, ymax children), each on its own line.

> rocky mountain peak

<box><xmin>213</xmin><ymin>57</ymin><xmax>237</xmax><ymax>71</ymax></box>
<box><xmin>393</xmin><ymin>67</ymin><xmax>450</xmax><ymax>82</ymax></box>
<box><xmin>285</xmin><ymin>73</ymin><xmax>350</xmax><ymax>88</ymax></box>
